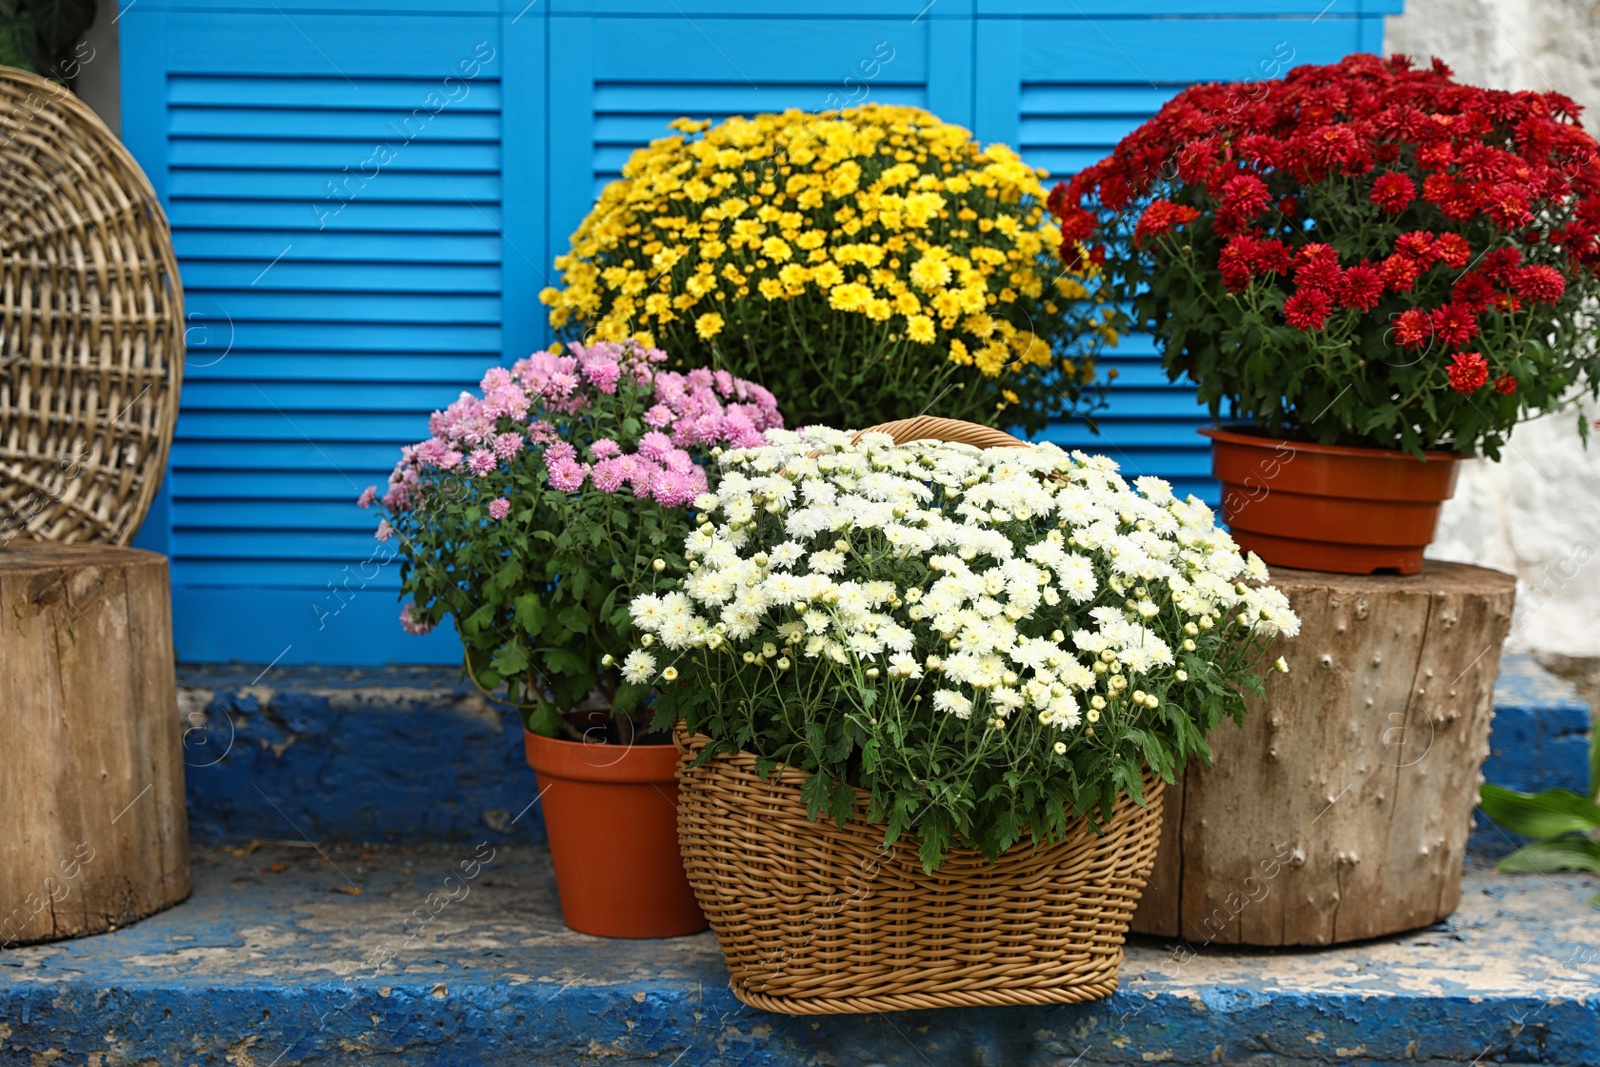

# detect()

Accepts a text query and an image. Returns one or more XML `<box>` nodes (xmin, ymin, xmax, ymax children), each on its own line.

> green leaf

<box><xmin>799</xmin><ymin>771</ymin><xmax>832</xmax><ymax>823</ymax></box>
<box><xmin>1479</xmin><ymin>784</ymin><xmax>1600</xmax><ymax>839</ymax></box>
<box><xmin>1497</xmin><ymin>838</ymin><xmax>1600</xmax><ymax>875</ymax></box>
<box><xmin>1590</xmin><ymin>728</ymin><xmax>1599</xmax><ymax>804</ymax></box>
<box><xmin>512</xmin><ymin>593</ymin><xmax>546</xmax><ymax>635</ymax></box>
<box><xmin>491</xmin><ymin>642</ymin><xmax>530</xmax><ymax>677</ymax></box>
<box><xmin>524</xmin><ymin>701</ymin><xmax>563</xmax><ymax>738</ymax></box>
<box><xmin>917</xmin><ymin>815</ymin><xmax>952</xmax><ymax>874</ymax></box>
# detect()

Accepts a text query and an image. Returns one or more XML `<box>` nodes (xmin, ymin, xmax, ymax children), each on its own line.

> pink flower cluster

<box><xmin>361</xmin><ymin>339</ymin><xmax>782</xmax><ymax>516</ymax></box>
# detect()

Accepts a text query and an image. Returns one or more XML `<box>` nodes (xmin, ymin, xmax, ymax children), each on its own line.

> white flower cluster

<box><xmin>626</xmin><ymin>427</ymin><xmax>1297</xmax><ymax>739</ymax></box>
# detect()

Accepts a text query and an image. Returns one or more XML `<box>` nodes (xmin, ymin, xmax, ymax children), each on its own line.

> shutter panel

<box><xmin>122</xmin><ymin>6</ymin><xmax>529</xmax><ymax>663</ymax></box>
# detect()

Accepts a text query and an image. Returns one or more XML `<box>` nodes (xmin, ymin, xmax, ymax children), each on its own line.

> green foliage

<box><xmin>0</xmin><ymin>0</ymin><xmax>96</xmax><ymax>78</ymax></box>
<box><xmin>1123</xmin><ymin>192</ymin><xmax>1600</xmax><ymax>458</ymax></box>
<box><xmin>1480</xmin><ymin>725</ymin><xmax>1600</xmax><ymax>902</ymax></box>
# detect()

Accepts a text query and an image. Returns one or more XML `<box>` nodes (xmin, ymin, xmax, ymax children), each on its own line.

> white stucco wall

<box><xmin>1388</xmin><ymin>0</ymin><xmax>1600</xmax><ymax>657</ymax></box>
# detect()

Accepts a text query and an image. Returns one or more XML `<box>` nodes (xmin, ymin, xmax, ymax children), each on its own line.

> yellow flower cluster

<box><xmin>540</xmin><ymin>104</ymin><xmax>1108</xmax><ymax>385</ymax></box>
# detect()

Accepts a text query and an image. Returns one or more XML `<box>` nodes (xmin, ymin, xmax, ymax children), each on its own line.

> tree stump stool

<box><xmin>1133</xmin><ymin>561</ymin><xmax>1515</xmax><ymax>946</ymax></box>
<box><xmin>0</xmin><ymin>542</ymin><xmax>190</xmax><ymax>946</ymax></box>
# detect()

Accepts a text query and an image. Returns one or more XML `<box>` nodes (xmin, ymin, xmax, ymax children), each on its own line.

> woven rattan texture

<box><xmin>855</xmin><ymin>414</ymin><xmax>1025</xmax><ymax>451</ymax></box>
<box><xmin>0</xmin><ymin>66</ymin><xmax>184</xmax><ymax>545</ymax></box>
<box><xmin>676</xmin><ymin>732</ymin><xmax>1164</xmax><ymax>1014</ymax></box>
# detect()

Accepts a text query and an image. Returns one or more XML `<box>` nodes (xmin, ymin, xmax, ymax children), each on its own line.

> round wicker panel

<box><xmin>676</xmin><ymin>731</ymin><xmax>1165</xmax><ymax>1015</ymax></box>
<box><xmin>0</xmin><ymin>66</ymin><xmax>184</xmax><ymax>545</ymax></box>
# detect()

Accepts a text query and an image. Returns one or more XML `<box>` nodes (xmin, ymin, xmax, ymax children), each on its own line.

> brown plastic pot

<box><xmin>523</xmin><ymin>730</ymin><xmax>707</xmax><ymax>938</ymax></box>
<box><xmin>1202</xmin><ymin>426</ymin><xmax>1464</xmax><ymax>576</ymax></box>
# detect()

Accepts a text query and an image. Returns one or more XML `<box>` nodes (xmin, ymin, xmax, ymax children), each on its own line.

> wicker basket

<box><xmin>675</xmin><ymin>417</ymin><xmax>1167</xmax><ymax>1015</ymax></box>
<box><xmin>0</xmin><ymin>65</ymin><xmax>184</xmax><ymax>545</ymax></box>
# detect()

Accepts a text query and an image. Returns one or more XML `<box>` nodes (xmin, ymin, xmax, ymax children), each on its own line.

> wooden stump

<box><xmin>1132</xmin><ymin>561</ymin><xmax>1515</xmax><ymax>946</ymax></box>
<box><xmin>0</xmin><ymin>542</ymin><xmax>190</xmax><ymax>946</ymax></box>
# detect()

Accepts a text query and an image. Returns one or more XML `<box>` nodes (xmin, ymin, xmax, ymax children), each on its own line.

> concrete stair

<box><xmin>0</xmin><ymin>655</ymin><xmax>1593</xmax><ymax>1066</ymax></box>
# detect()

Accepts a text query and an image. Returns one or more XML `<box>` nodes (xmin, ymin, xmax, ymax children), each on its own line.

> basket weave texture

<box><xmin>676</xmin><ymin>731</ymin><xmax>1164</xmax><ymax>1014</ymax></box>
<box><xmin>675</xmin><ymin>417</ymin><xmax>1164</xmax><ymax>1015</ymax></box>
<box><xmin>0</xmin><ymin>65</ymin><xmax>184</xmax><ymax>545</ymax></box>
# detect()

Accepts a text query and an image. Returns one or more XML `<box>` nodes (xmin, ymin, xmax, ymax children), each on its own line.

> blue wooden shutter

<box><xmin>120</xmin><ymin>1</ymin><xmax>544</xmax><ymax>664</ymax></box>
<box><xmin>119</xmin><ymin>0</ymin><xmax>1396</xmax><ymax>665</ymax></box>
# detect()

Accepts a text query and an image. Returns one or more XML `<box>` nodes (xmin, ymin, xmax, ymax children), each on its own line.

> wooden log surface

<box><xmin>1133</xmin><ymin>560</ymin><xmax>1516</xmax><ymax>946</ymax></box>
<box><xmin>0</xmin><ymin>541</ymin><xmax>190</xmax><ymax>946</ymax></box>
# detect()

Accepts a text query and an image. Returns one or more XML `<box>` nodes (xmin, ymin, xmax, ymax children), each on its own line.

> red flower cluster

<box><xmin>1051</xmin><ymin>53</ymin><xmax>1600</xmax><ymax>402</ymax></box>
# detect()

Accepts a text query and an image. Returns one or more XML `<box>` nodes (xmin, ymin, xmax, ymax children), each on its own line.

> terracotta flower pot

<box><xmin>523</xmin><ymin>730</ymin><xmax>707</xmax><ymax>938</ymax></box>
<box><xmin>1202</xmin><ymin>426</ymin><xmax>1463</xmax><ymax>576</ymax></box>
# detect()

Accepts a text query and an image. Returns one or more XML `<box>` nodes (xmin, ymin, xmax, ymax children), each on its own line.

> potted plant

<box><xmin>362</xmin><ymin>339</ymin><xmax>783</xmax><ymax>938</ymax></box>
<box><xmin>624</xmin><ymin>419</ymin><xmax>1297</xmax><ymax>1012</ymax></box>
<box><xmin>539</xmin><ymin>103</ymin><xmax>1118</xmax><ymax>436</ymax></box>
<box><xmin>1049</xmin><ymin>53</ymin><xmax>1600</xmax><ymax>574</ymax></box>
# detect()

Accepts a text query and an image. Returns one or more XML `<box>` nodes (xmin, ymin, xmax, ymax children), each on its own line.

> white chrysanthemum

<box><xmin>889</xmin><ymin>653</ymin><xmax>923</xmax><ymax>679</ymax></box>
<box><xmin>624</xmin><ymin>425</ymin><xmax>1298</xmax><ymax>764</ymax></box>
<box><xmin>932</xmin><ymin>690</ymin><xmax>973</xmax><ymax>720</ymax></box>
<box><xmin>621</xmin><ymin>650</ymin><xmax>656</xmax><ymax>685</ymax></box>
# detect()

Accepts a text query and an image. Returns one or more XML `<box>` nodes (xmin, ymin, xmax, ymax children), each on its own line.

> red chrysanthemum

<box><xmin>1495</xmin><ymin>374</ymin><xmax>1518</xmax><ymax>395</ymax></box>
<box><xmin>1057</xmin><ymin>207</ymin><xmax>1096</xmax><ymax>244</ymax></box>
<box><xmin>1395</xmin><ymin>232</ymin><xmax>1438</xmax><ymax>263</ymax></box>
<box><xmin>1513</xmin><ymin>264</ymin><xmax>1566</xmax><ymax>304</ymax></box>
<box><xmin>1133</xmin><ymin>200</ymin><xmax>1202</xmax><ymax>245</ymax></box>
<box><xmin>1393</xmin><ymin>308</ymin><xmax>1432</xmax><ymax>348</ymax></box>
<box><xmin>1451</xmin><ymin>272</ymin><xmax>1496</xmax><ymax>311</ymax></box>
<box><xmin>1433</xmin><ymin>233</ymin><xmax>1472</xmax><ymax>269</ymax></box>
<box><xmin>1219</xmin><ymin>174</ymin><xmax>1272</xmax><ymax>222</ymax></box>
<box><xmin>1338</xmin><ymin>263</ymin><xmax>1384</xmax><ymax>310</ymax></box>
<box><xmin>1482</xmin><ymin>246</ymin><xmax>1525</xmax><ymax>284</ymax></box>
<box><xmin>1294</xmin><ymin>243</ymin><xmax>1344</xmax><ymax>291</ymax></box>
<box><xmin>1431</xmin><ymin>302</ymin><xmax>1481</xmax><ymax>347</ymax></box>
<box><xmin>1371</xmin><ymin>172</ymin><xmax>1416</xmax><ymax>212</ymax></box>
<box><xmin>1380</xmin><ymin>253</ymin><xmax>1422</xmax><ymax>292</ymax></box>
<box><xmin>1448</xmin><ymin>351</ymin><xmax>1490</xmax><ymax>394</ymax></box>
<box><xmin>1284</xmin><ymin>289</ymin><xmax>1333</xmax><ymax>331</ymax></box>
<box><xmin>1486</xmin><ymin>183</ymin><xmax>1535</xmax><ymax>229</ymax></box>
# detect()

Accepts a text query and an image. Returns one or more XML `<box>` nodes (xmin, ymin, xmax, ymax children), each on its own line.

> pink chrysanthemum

<box><xmin>488</xmin><ymin>497</ymin><xmax>511</xmax><ymax>520</ymax></box>
<box><xmin>399</xmin><ymin>602</ymin><xmax>432</xmax><ymax>636</ymax></box>
<box><xmin>637</xmin><ymin>431</ymin><xmax>674</xmax><ymax>461</ymax></box>
<box><xmin>493</xmin><ymin>432</ymin><xmax>523</xmax><ymax>460</ymax></box>
<box><xmin>468</xmin><ymin>449</ymin><xmax>497</xmax><ymax>476</ymax></box>
<box><xmin>546</xmin><ymin>458</ymin><xmax>589</xmax><ymax>492</ymax></box>
<box><xmin>591</xmin><ymin>457</ymin><xmax>627</xmax><ymax>493</ymax></box>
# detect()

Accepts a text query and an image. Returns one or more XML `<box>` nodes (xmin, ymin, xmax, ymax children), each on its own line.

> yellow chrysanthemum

<box><xmin>542</xmin><ymin>102</ymin><xmax>1110</xmax><ymax>433</ymax></box>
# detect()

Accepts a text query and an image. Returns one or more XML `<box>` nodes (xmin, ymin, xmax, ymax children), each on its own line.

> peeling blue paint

<box><xmin>1</xmin><ymin>845</ymin><xmax>1596</xmax><ymax>1066</ymax></box>
<box><xmin>179</xmin><ymin>665</ymin><xmax>545</xmax><ymax>845</ymax></box>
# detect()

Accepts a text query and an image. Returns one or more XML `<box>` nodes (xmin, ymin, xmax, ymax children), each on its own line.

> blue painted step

<box><xmin>178</xmin><ymin>654</ymin><xmax>1592</xmax><ymax>851</ymax></box>
<box><xmin>1</xmin><ymin>844</ymin><xmax>1596</xmax><ymax>1066</ymax></box>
